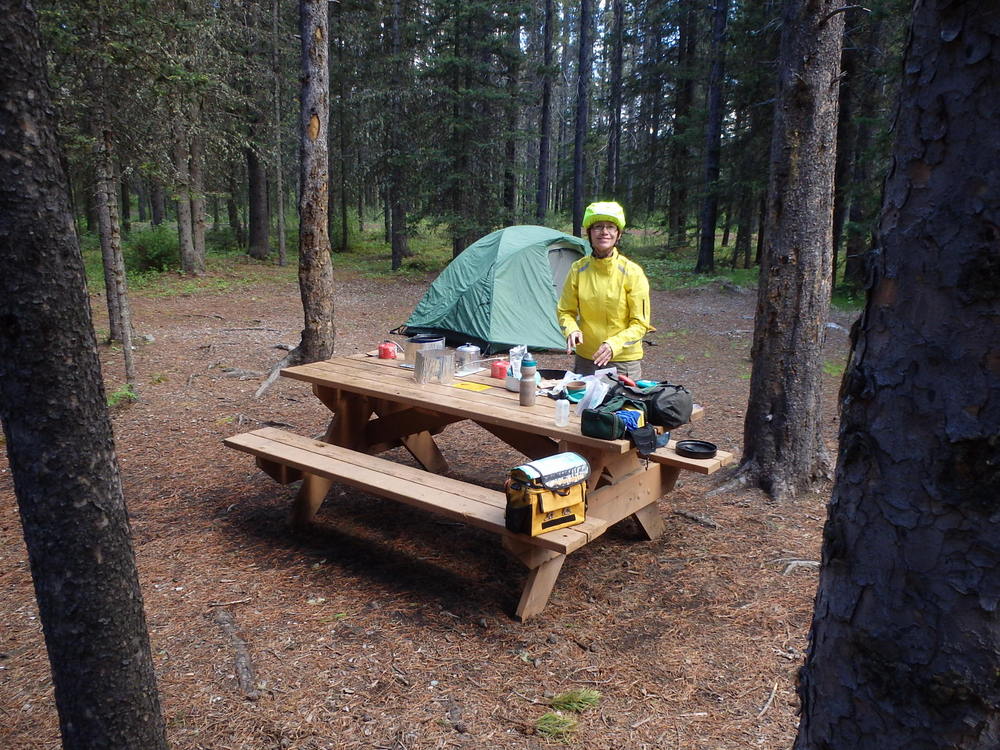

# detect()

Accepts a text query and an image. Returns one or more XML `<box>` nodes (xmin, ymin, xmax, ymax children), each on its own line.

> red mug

<box><xmin>491</xmin><ymin>360</ymin><xmax>509</xmax><ymax>379</ymax></box>
<box><xmin>378</xmin><ymin>341</ymin><xmax>397</xmax><ymax>359</ymax></box>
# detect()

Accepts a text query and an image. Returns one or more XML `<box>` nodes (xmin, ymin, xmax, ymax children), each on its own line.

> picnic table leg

<box><xmin>515</xmin><ymin>553</ymin><xmax>566</xmax><ymax>622</ymax></box>
<box><xmin>291</xmin><ymin>473</ymin><xmax>331</xmax><ymax>529</ymax></box>
<box><xmin>370</xmin><ymin>399</ymin><xmax>449</xmax><ymax>473</ymax></box>
<box><xmin>290</xmin><ymin>387</ymin><xmax>373</xmax><ymax>527</ymax></box>
<box><xmin>631</xmin><ymin>502</ymin><xmax>665</xmax><ymax>540</ymax></box>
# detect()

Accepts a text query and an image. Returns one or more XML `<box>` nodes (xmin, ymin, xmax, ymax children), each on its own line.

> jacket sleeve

<box><xmin>556</xmin><ymin>268</ymin><xmax>581</xmax><ymax>336</ymax></box>
<box><xmin>604</xmin><ymin>266</ymin><xmax>652</xmax><ymax>356</ymax></box>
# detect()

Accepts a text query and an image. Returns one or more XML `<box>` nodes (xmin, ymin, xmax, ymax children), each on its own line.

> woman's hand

<box><xmin>566</xmin><ymin>331</ymin><xmax>583</xmax><ymax>354</ymax></box>
<box><xmin>593</xmin><ymin>342</ymin><xmax>613</xmax><ymax>367</ymax></box>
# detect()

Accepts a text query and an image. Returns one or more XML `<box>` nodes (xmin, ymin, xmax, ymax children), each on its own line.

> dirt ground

<box><xmin>0</xmin><ymin>258</ymin><xmax>857</xmax><ymax>749</ymax></box>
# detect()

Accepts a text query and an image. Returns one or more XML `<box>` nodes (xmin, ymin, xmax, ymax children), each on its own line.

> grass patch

<box><xmin>823</xmin><ymin>359</ymin><xmax>846</xmax><ymax>377</ymax></box>
<box><xmin>534</xmin><ymin>712</ymin><xmax>578</xmax><ymax>742</ymax></box>
<box><xmin>549</xmin><ymin>688</ymin><xmax>601</xmax><ymax>713</ymax></box>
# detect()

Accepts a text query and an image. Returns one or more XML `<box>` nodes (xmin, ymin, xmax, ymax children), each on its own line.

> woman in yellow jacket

<box><xmin>557</xmin><ymin>201</ymin><xmax>652</xmax><ymax>379</ymax></box>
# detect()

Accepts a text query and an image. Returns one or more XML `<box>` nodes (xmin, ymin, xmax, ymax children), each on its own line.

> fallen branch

<box><xmin>673</xmin><ymin>510</ymin><xmax>719</xmax><ymax>529</ymax></box>
<box><xmin>756</xmin><ymin>682</ymin><xmax>779</xmax><ymax>718</ymax></box>
<box><xmin>213</xmin><ymin>608</ymin><xmax>260</xmax><ymax>701</ymax></box>
<box><xmin>254</xmin><ymin>346</ymin><xmax>304</xmax><ymax>399</ymax></box>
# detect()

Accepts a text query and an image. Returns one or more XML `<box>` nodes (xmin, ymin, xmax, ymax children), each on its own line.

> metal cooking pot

<box><xmin>404</xmin><ymin>334</ymin><xmax>445</xmax><ymax>363</ymax></box>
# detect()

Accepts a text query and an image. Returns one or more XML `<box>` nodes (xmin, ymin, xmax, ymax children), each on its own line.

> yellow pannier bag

<box><xmin>505</xmin><ymin>452</ymin><xmax>589</xmax><ymax>536</ymax></box>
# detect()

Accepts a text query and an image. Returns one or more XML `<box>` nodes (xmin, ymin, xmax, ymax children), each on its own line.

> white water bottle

<box><xmin>554</xmin><ymin>398</ymin><xmax>570</xmax><ymax>427</ymax></box>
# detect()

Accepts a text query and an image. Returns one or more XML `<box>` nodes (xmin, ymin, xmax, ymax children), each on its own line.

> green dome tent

<box><xmin>401</xmin><ymin>225</ymin><xmax>591</xmax><ymax>354</ymax></box>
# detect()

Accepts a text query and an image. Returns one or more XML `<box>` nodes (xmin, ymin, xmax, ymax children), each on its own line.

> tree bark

<box><xmin>695</xmin><ymin>0</ymin><xmax>729</xmax><ymax>273</ymax></box>
<box><xmin>95</xmin><ymin>127</ymin><xmax>138</xmax><ymax>389</ymax></box>
<box><xmin>572</xmin><ymin>0</ymin><xmax>592</xmax><ymax>236</ymax></box>
<box><xmin>795</xmin><ymin>4</ymin><xmax>1000</xmax><ymax>747</ymax></box>
<box><xmin>0</xmin><ymin>5</ymin><xmax>166</xmax><ymax>747</ymax></box>
<box><xmin>604</xmin><ymin>0</ymin><xmax>624</xmax><ymax>198</ymax></box>
<box><xmin>669</xmin><ymin>0</ymin><xmax>697</xmax><ymax>248</ymax></box>
<box><xmin>388</xmin><ymin>0</ymin><xmax>410</xmax><ymax>270</ymax></box>
<box><xmin>247</xmin><ymin>144</ymin><xmax>270</xmax><ymax>259</ymax></box>
<box><xmin>535</xmin><ymin>0</ymin><xmax>554</xmax><ymax>223</ymax></box>
<box><xmin>737</xmin><ymin>0</ymin><xmax>844</xmax><ymax>501</ymax></box>
<box><xmin>150</xmin><ymin>179</ymin><xmax>165</xmax><ymax>225</ymax></box>
<box><xmin>189</xmin><ymin>110</ymin><xmax>206</xmax><ymax>271</ymax></box>
<box><xmin>227</xmin><ymin>172</ymin><xmax>246</xmax><ymax>248</ymax></box>
<box><xmin>273</xmin><ymin>0</ymin><xmax>287</xmax><ymax>266</ymax></box>
<box><xmin>173</xmin><ymin>126</ymin><xmax>199</xmax><ymax>274</ymax></box>
<box><xmin>295</xmin><ymin>0</ymin><xmax>335</xmax><ymax>362</ymax></box>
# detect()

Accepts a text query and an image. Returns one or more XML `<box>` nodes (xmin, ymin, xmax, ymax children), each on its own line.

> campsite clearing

<box><xmin>0</xmin><ymin>261</ymin><xmax>855</xmax><ymax>749</ymax></box>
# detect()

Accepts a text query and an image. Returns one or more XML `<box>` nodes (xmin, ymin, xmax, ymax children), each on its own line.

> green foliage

<box><xmin>823</xmin><ymin>359</ymin><xmax>846</xmax><ymax>377</ymax></box>
<box><xmin>534</xmin><ymin>712</ymin><xmax>578</xmax><ymax>741</ymax></box>
<box><xmin>123</xmin><ymin>225</ymin><xmax>180</xmax><ymax>274</ymax></box>
<box><xmin>106</xmin><ymin>383</ymin><xmax>137</xmax><ymax>408</ymax></box>
<box><xmin>549</xmin><ymin>688</ymin><xmax>601</xmax><ymax>713</ymax></box>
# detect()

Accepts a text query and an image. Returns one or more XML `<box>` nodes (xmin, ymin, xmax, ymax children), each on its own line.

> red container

<box><xmin>491</xmin><ymin>359</ymin><xmax>509</xmax><ymax>379</ymax></box>
<box><xmin>378</xmin><ymin>340</ymin><xmax>397</xmax><ymax>359</ymax></box>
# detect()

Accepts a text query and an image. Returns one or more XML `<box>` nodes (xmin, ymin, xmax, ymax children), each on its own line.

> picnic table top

<box><xmin>281</xmin><ymin>354</ymin><xmax>703</xmax><ymax>455</ymax></box>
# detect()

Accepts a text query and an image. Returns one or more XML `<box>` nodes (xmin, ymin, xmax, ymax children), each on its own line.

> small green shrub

<box><xmin>124</xmin><ymin>226</ymin><xmax>179</xmax><ymax>273</ymax></box>
<box><xmin>107</xmin><ymin>383</ymin><xmax>138</xmax><ymax>408</ymax></box>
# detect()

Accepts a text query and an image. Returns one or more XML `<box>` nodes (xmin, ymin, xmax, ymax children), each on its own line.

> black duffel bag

<box><xmin>600</xmin><ymin>377</ymin><xmax>693</xmax><ymax>429</ymax></box>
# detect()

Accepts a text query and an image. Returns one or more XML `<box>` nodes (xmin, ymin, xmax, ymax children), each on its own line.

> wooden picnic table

<box><xmin>225</xmin><ymin>354</ymin><xmax>734</xmax><ymax>620</ymax></box>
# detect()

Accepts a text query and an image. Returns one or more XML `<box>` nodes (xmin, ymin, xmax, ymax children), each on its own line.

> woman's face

<box><xmin>588</xmin><ymin>222</ymin><xmax>620</xmax><ymax>257</ymax></box>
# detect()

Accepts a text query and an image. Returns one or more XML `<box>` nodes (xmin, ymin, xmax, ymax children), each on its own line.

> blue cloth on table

<box><xmin>615</xmin><ymin>409</ymin><xmax>641</xmax><ymax>431</ymax></box>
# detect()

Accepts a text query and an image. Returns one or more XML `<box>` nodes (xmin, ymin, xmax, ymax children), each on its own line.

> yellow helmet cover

<box><xmin>582</xmin><ymin>201</ymin><xmax>626</xmax><ymax>231</ymax></box>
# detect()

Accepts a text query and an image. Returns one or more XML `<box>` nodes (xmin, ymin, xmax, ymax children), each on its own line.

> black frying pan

<box><xmin>675</xmin><ymin>440</ymin><xmax>718</xmax><ymax>459</ymax></box>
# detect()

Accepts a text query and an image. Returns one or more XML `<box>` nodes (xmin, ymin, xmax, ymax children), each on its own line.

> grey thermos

<box><xmin>519</xmin><ymin>357</ymin><xmax>537</xmax><ymax>406</ymax></box>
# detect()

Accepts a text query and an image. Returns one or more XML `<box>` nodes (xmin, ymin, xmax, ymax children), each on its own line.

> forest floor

<box><xmin>0</xmin><ymin>257</ymin><xmax>858</xmax><ymax>749</ymax></box>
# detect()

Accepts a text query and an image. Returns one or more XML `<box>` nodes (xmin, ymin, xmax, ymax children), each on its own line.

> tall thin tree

<box><xmin>695</xmin><ymin>0</ymin><xmax>729</xmax><ymax>273</ymax></box>
<box><xmin>0</xmin><ymin>2</ymin><xmax>166</xmax><ymax>745</ymax></box>
<box><xmin>535</xmin><ymin>0</ymin><xmax>554</xmax><ymax>222</ymax></box>
<box><xmin>256</xmin><ymin>0</ymin><xmax>336</xmax><ymax>396</ymax></box>
<box><xmin>572</xmin><ymin>0</ymin><xmax>593</xmax><ymax>236</ymax></box>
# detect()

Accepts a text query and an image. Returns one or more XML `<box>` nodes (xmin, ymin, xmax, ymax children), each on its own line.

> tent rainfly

<box><xmin>401</xmin><ymin>225</ymin><xmax>592</xmax><ymax>354</ymax></box>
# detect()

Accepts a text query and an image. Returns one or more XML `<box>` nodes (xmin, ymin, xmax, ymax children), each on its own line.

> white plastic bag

<box><xmin>575</xmin><ymin>377</ymin><xmax>609</xmax><ymax>416</ymax></box>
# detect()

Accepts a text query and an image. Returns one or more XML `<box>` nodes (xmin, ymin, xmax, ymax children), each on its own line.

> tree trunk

<box><xmin>173</xmin><ymin>131</ymin><xmax>199</xmax><ymax>275</ymax></box>
<box><xmin>695</xmin><ymin>0</ymin><xmax>729</xmax><ymax>274</ymax></box>
<box><xmin>296</xmin><ymin>0</ymin><xmax>335</xmax><ymax>362</ymax></box>
<box><xmin>150</xmin><ymin>179</ymin><xmax>165</xmax><ymax>225</ymax></box>
<box><xmin>273</xmin><ymin>0</ymin><xmax>287</xmax><ymax>266</ymax></box>
<box><xmin>605</xmin><ymin>0</ymin><xmax>624</xmax><ymax>197</ymax></box>
<box><xmin>795</xmin><ymin>4</ymin><xmax>1000</xmax><ymax>747</ymax></box>
<box><xmin>737</xmin><ymin>0</ymin><xmax>844</xmax><ymax>501</ymax></box>
<box><xmin>189</xmin><ymin>117</ymin><xmax>206</xmax><ymax>272</ymax></box>
<box><xmin>95</xmin><ymin>128</ymin><xmax>138</xmax><ymax>389</ymax></box>
<box><xmin>669</xmin><ymin>0</ymin><xmax>696</xmax><ymax>248</ymax></box>
<box><xmin>843</xmin><ymin>14</ymin><xmax>885</xmax><ymax>291</ymax></box>
<box><xmin>830</xmin><ymin>9</ymin><xmax>861</xmax><ymax>292</ymax></box>
<box><xmin>227</xmin><ymin>172</ymin><xmax>246</xmax><ymax>248</ymax></box>
<box><xmin>119</xmin><ymin>172</ymin><xmax>131</xmax><ymax>235</ymax></box>
<box><xmin>535</xmin><ymin>0</ymin><xmax>554</xmax><ymax>223</ymax></box>
<box><xmin>0</xmin><ymin>7</ymin><xmax>166</xmax><ymax>747</ymax></box>
<box><xmin>136</xmin><ymin>177</ymin><xmax>147</xmax><ymax>222</ymax></box>
<box><xmin>388</xmin><ymin>0</ymin><xmax>409</xmax><ymax>271</ymax></box>
<box><xmin>572</xmin><ymin>0</ymin><xmax>592</xmax><ymax>236</ymax></box>
<box><xmin>246</xmin><ymin>145</ymin><xmax>270</xmax><ymax>259</ymax></box>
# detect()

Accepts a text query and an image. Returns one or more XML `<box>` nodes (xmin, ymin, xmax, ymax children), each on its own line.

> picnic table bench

<box><xmin>224</xmin><ymin>355</ymin><xmax>734</xmax><ymax>620</ymax></box>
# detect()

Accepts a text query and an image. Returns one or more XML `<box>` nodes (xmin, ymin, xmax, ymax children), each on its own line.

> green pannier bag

<box><xmin>580</xmin><ymin>395</ymin><xmax>646</xmax><ymax>440</ymax></box>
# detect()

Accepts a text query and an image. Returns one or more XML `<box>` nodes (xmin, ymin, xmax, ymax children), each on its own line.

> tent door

<box><xmin>548</xmin><ymin>244</ymin><xmax>584</xmax><ymax>295</ymax></box>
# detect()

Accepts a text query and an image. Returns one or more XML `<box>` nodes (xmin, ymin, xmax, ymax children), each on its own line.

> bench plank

<box><xmin>647</xmin><ymin>441</ymin><xmax>736</xmax><ymax>474</ymax></box>
<box><xmin>225</xmin><ymin>427</ymin><xmax>605</xmax><ymax>554</ymax></box>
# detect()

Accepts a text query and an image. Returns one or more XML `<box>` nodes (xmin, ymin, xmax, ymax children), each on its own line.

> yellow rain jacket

<box><xmin>557</xmin><ymin>248</ymin><xmax>652</xmax><ymax>363</ymax></box>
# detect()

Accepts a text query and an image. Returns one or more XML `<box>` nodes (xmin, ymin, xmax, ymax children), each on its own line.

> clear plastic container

<box><xmin>554</xmin><ymin>398</ymin><xmax>570</xmax><ymax>427</ymax></box>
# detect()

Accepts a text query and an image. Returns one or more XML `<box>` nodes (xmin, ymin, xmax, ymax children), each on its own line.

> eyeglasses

<box><xmin>591</xmin><ymin>224</ymin><xmax>618</xmax><ymax>235</ymax></box>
